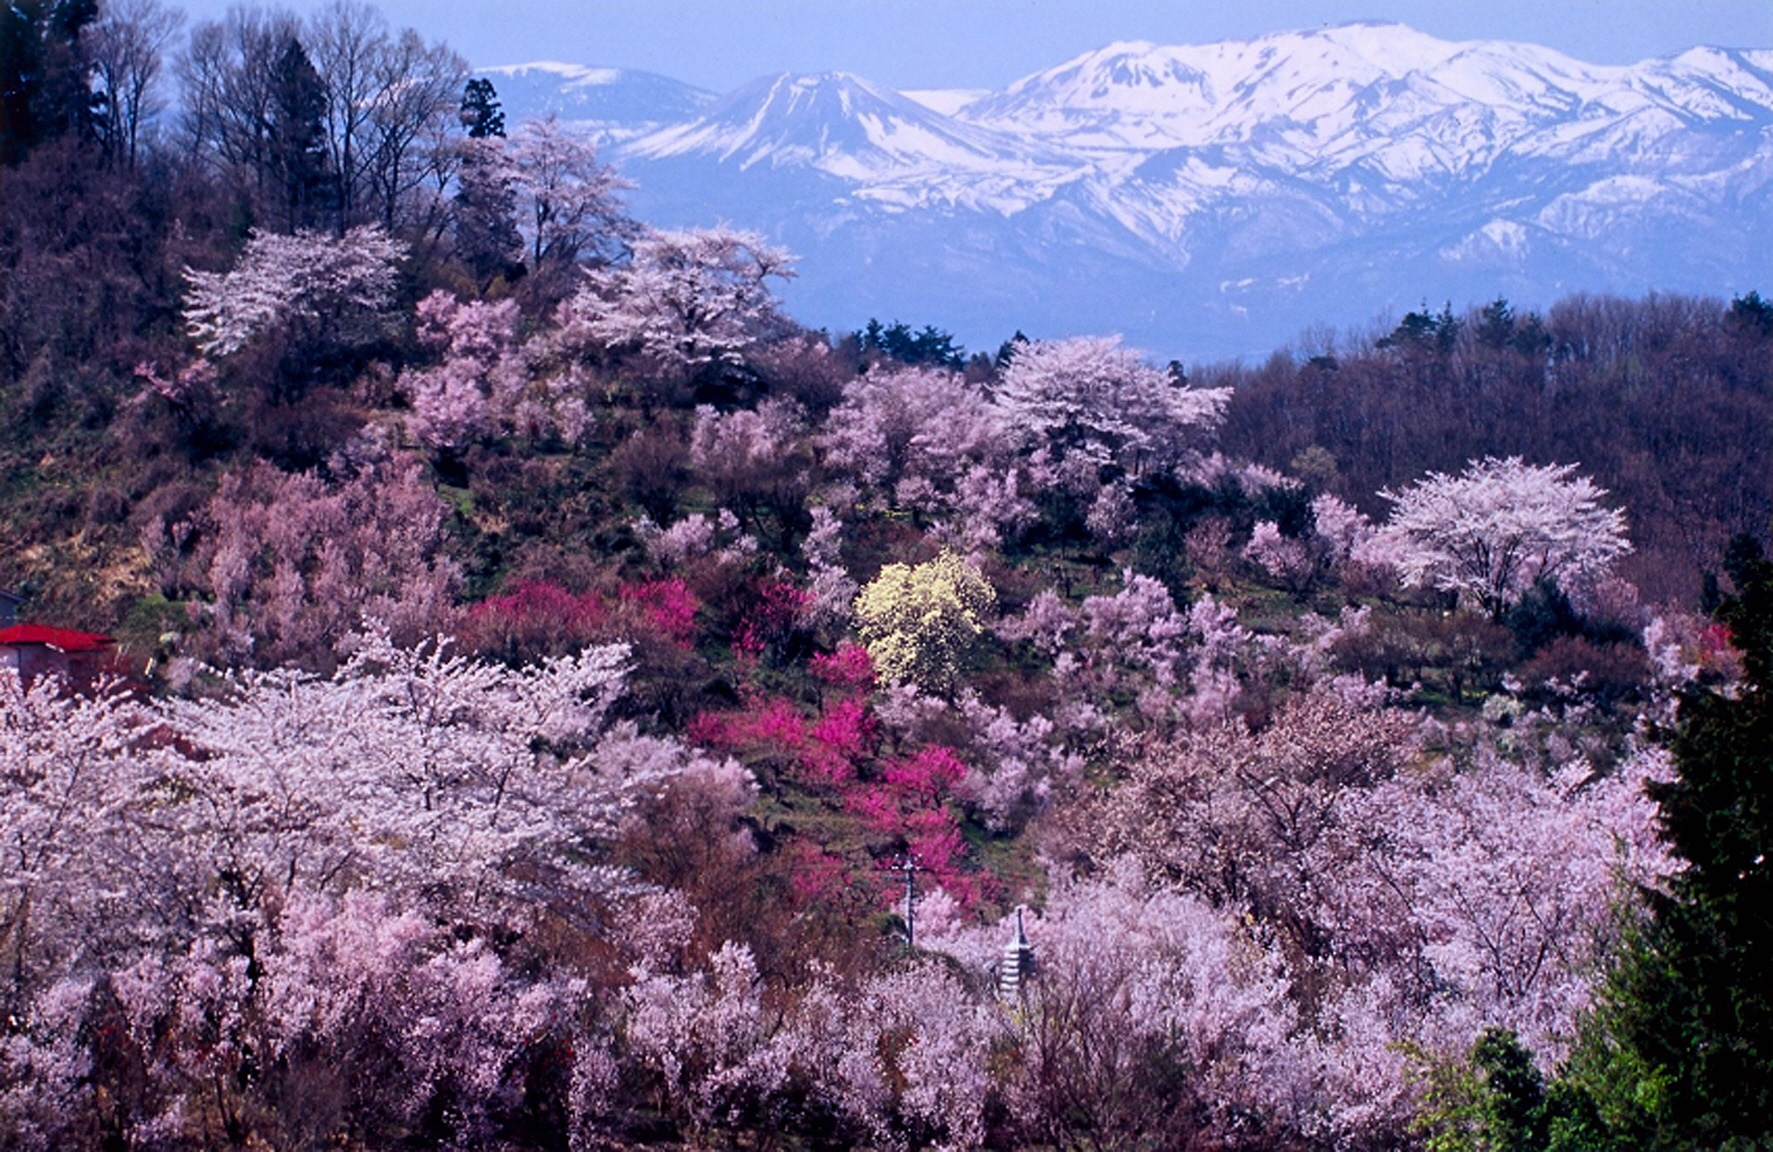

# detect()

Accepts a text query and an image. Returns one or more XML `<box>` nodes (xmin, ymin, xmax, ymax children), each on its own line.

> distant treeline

<box><xmin>1215</xmin><ymin>294</ymin><xmax>1773</xmax><ymax>603</ymax></box>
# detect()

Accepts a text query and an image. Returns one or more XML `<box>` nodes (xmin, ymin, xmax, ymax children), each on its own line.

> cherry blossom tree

<box><xmin>402</xmin><ymin>290</ymin><xmax>592</xmax><ymax>449</ymax></box>
<box><xmin>507</xmin><ymin>115</ymin><xmax>631</xmax><ymax>273</ymax></box>
<box><xmin>986</xmin><ymin>864</ymin><xmax>1299</xmax><ymax>1149</ymax></box>
<box><xmin>996</xmin><ymin>573</ymin><xmax>1270</xmax><ymax>734</ymax></box>
<box><xmin>161</xmin><ymin>452</ymin><xmax>461</xmax><ymax>668</ymax></box>
<box><xmin>830</xmin><ymin>963</ymin><xmax>1002</xmax><ymax>1148</ymax></box>
<box><xmin>1378</xmin><ymin>457</ymin><xmax>1632</xmax><ymax>617</ymax></box>
<box><xmin>1089</xmin><ymin>684</ymin><xmax>1670</xmax><ymax>1129</ymax></box>
<box><xmin>687</xmin><ymin>399</ymin><xmax>811</xmax><ymax>539</ymax></box>
<box><xmin>105</xmin><ymin>888</ymin><xmax>575</xmax><ymax>1147</ymax></box>
<box><xmin>992</xmin><ymin>335</ymin><xmax>1231</xmax><ymax>474</ymax></box>
<box><xmin>1335</xmin><ymin>749</ymin><xmax>1672</xmax><ymax>1058</ymax></box>
<box><xmin>0</xmin><ymin>671</ymin><xmax>152</xmax><ymax>1017</ymax></box>
<box><xmin>815</xmin><ymin>362</ymin><xmax>1037</xmax><ymax>549</ymax></box>
<box><xmin>621</xmin><ymin>942</ymin><xmax>785</xmax><ymax>1140</ymax></box>
<box><xmin>817</xmin><ymin>364</ymin><xmax>1007</xmax><ymax>507</ymax></box>
<box><xmin>800</xmin><ymin>506</ymin><xmax>859</xmax><ymax>637</ymax></box>
<box><xmin>952</xmin><ymin>692</ymin><xmax>1083</xmax><ymax>831</ymax></box>
<box><xmin>182</xmin><ymin>225</ymin><xmax>405</xmax><ymax>358</ymax></box>
<box><xmin>151</xmin><ymin>624</ymin><xmax>659</xmax><ymax>921</ymax></box>
<box><xmin>1244</xmin><ymin>492</ymin><xmax>1376</xmax><ymax>598</ymax></box>
<box><xmin>0</xmin><ymin>624</ymin><xmax>723</xmax><ymax>1148</ymax></box>
<box><xmin>555</xmin><ymin>226</ymin><xmax>794</xmax><ymax>379</ymax></box>
<box><xmin>402</xmin><ymin>290</ymin><xmax>519</xmax><ymax>449</ymax></box>
<box><xmin>1097</xmin><ymin>687</ymin><xmax>1423</xmax><ymax>916</ymax></box>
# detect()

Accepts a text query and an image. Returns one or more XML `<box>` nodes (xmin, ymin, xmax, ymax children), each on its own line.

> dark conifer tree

<box><xmin>453</xmin><ymin>144</ymin><xmax>522</xmax><ymax>289</ymax></box>
<box><xmin>266</xmin><ymin>36</ymin><xmax>332</xmax><ymax>230</ymax></box>
<box><xmin>1727</xmin><ymin>290</ymin><xmax>1773</xmax><ymax>339</ymax></box>
<box><xmin>460</xmin><ymin>75</ymin><xmax>505</xmax><ymax>138</ymax></box>
<box><xmin>1477</xmin><ymin>297</ymin><xmax>1517</xmax><ymax>349</ymax></box>
<box><xmin>0</xmin><ymin>0</ymin><xmax>99</xmax><ymax>165</ymax></box>
<box><xmin>859</xmin><ymin>317</ymin><xmax>964</xmax><ymax>368</ymax></box>
<box><xmin>1565</xmin><ymin>533</ymin><xmax>1773</xmax><ymax>1148</ymax></box>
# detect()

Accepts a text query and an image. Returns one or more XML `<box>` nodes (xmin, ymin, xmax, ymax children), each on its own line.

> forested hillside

<box><xmin>3</xmin><ymin>3</ymin><xmax>1770</xmax><ymax>1149</ymax></box>
<box><xmin>1218</xmin><ymin>294</ymin><xmax>1773</xmax><ymax>604</ymax></box>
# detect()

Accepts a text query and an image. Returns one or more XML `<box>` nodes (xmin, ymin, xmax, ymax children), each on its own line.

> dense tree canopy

<box><xmin>994</xmin><ymin>334</ymin><xmax>1230</xmax><ymax>473</ymax></box>
<box><xmin>853</xmin><ymin>550</ymin><xmax>996</xmax><ymax>693</ymax></box>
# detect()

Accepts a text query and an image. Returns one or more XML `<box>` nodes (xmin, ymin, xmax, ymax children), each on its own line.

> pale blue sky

<box><xmin>174</xmin><ymin>0</ymin><xmax>1773</xmax><ymax>91</ymax></box>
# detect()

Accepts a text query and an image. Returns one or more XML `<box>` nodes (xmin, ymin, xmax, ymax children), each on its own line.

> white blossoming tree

<box><xmin>182</xmin><ymin>225</ymin><xmax>406</xmax><ymax>357</ymax></box>
<box><xmin>1378</xmin><ymin>456</ymin><xmax>1632</xmax><ymax>617</ymax></box>
<box><xmin>991</xmin><ymin>335</ymin><xmax>1230</xmax><ymax>473</ymax></box>
<box><xmin>557</xmin><ymin>225</ymin><xmax>795</xmax><ymax>378</ymax></box>
<box><xmin>506</xmin><ymin>115</ymin><xmax>632</xmax><ymax>273</ymax></box>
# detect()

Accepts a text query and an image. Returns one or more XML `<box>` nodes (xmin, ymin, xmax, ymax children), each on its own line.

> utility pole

<box><xmin>999</xmin><ymin>905</ymin><xmax>1036</xmax><ymax>1001</ymax></box>
<box><xmin>889</xmin><ymin>855</ymin><xmax>920</xmax><ymax>947</ymax></box>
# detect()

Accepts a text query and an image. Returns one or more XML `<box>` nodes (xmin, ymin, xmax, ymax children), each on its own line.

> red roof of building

<box><xmin>0</xmin><ymin>625</ymin><xmax>115</xmax><ymax>652</ymax></box>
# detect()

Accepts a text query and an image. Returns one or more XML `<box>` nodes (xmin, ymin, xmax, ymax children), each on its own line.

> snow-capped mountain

<box><xmin>485</xmin><ymin>23</ymin><xmax>1773</xmax><ymax>358</ymax></box>
<box><xmin>963</xmin><ymin>26</ymin><xmax>1628</xmax><ymax>158</ymax></box>
<box><xmin>475</xmin><ymin>62</ymin><xmax>716</xmax><ymax>144</ymax></box>
<box><xmin>620</xmin><ymin>71</ymin><xmax>1081</xmax><ymax>212</ymax></box>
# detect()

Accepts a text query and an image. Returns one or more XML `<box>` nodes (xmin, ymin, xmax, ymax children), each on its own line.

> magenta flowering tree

<box><xmin>810</xmin><ymin>640</ymin><xmax>875</xmax><ymax>695</ymax></box>
<box><xmin>458</xmin><ymin>580</ymin><xmax>609</xmax><ymax>661</ymax></box>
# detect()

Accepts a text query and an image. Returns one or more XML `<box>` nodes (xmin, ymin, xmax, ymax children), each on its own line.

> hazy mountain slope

<box><xmin>475</xmin><ymin>62</ymin><xmax>717</xmax><ymax>143</ymax></box>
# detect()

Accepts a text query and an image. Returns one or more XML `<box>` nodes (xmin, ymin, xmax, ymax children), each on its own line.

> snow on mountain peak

<box><xmin>534</xmin><ymin>22</ymin><xmax>1770</xmax><ymax>358</ymax></box>
<box><xmin>481</xmin><ymin>61</ymin><xmax>623</xmax><ymax>88</ymax></box>
<box><xmin>473</xmin><ymin>62</ymin><xmax>716</xmax><ymax>144</ymax></box>
<box><xmin>618</xmin><ymin>70</ymin><xmax>1081</xmax><ymax>213</ymax></box>
<box><xmin>949</xmin><ymin>20</ymin><xmax>1772</xmax><ymax>183</ymax></box>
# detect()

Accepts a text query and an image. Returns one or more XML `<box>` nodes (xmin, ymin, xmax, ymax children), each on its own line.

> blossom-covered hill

<box><xmin>2</xmin><ymin>2</ymin><xmax>1771</xmax><ymax>1147</ymax></box>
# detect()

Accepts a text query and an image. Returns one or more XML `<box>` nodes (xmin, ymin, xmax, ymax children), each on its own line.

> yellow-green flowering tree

<box><xmin>853</xmin><ymin>551</ymin><xmax>996</xmax><ymax>693</ymax></box>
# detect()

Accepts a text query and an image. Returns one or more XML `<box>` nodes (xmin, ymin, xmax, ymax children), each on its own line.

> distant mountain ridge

<box><xmin>475</xmin><ymin>62</ymin><xmax>716</xmax><ymax>144</ymax></box>
<box><xmin>480</xmin><ymin>23</ymin><xmax>1773</xmax><ymax>359</ymax></box>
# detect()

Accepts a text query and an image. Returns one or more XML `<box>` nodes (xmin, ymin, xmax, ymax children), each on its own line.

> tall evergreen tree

<box><xmin>452</xmin><ymin>138</ymin><xmax>522</xmax><ymax>288</ymax></box>
<box><xmin>266</xmin><ymin>35</ymin><xmax>332</xmax><ymax>230</ymax></box>
<box><xmin>1566</xmin><ymin>533</ymin><xmax>1773</xmax><ymax>1148</ymax></box>
<box><xmin>0</xmin><ymin>0</ymin><xmax>99</xmax><ymax>165</ymax></box>
<box><xmin>460</xmin><ymin>75</ymin><xmax>504</xmax><ymax>138</ymax></box>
